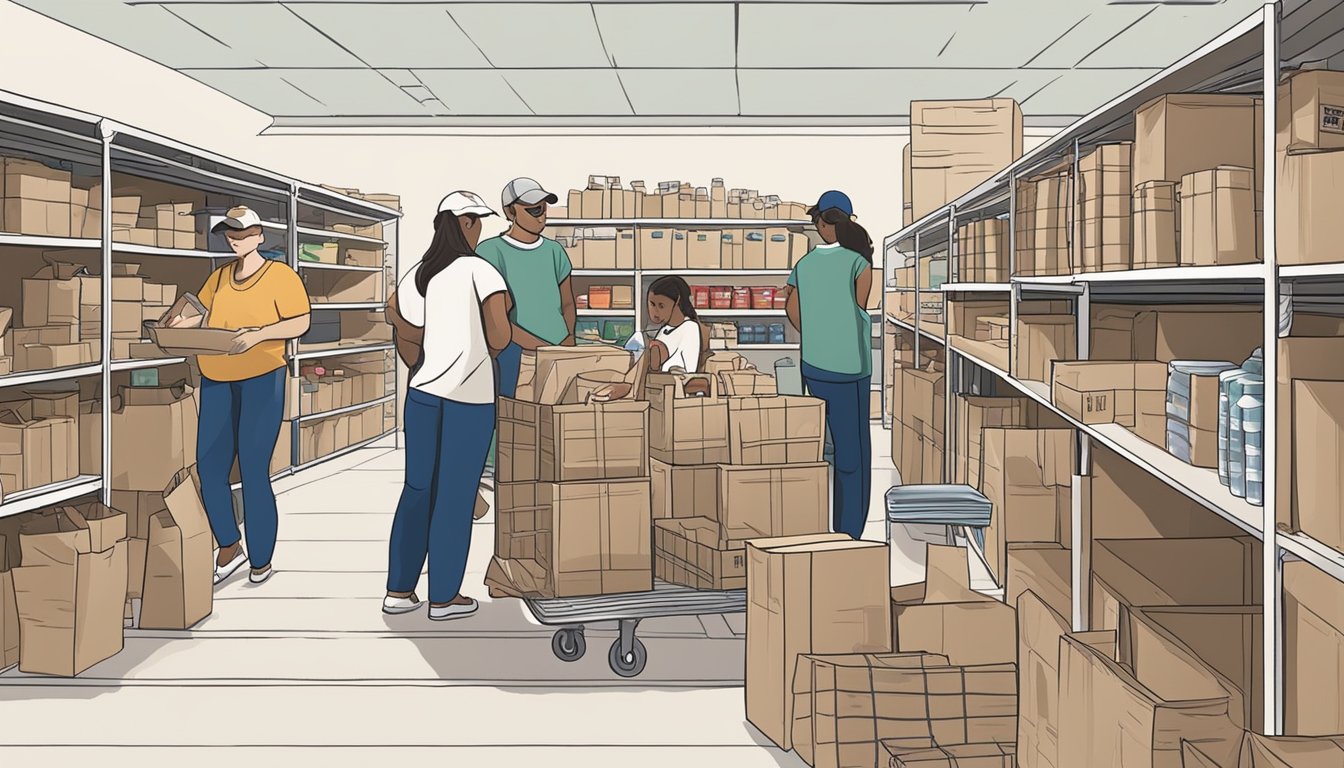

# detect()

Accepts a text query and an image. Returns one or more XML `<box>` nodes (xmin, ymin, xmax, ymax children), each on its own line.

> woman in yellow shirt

<box><xmin>191</xmin><ymin>207</ymin><xmax>312</xmax><ymax>586</ymax></box>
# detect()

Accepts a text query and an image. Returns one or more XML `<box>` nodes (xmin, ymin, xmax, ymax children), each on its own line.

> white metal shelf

<box><xmin>572</xmin><ymin>269</ymin><xmax>635</xmax><ymax>277</ymax></box>
<box><xmin>642</xmin><ymin>269</ymin><xmax>792</xmax><ymax>277</ymax></box>
<box><xmin>730</xmin><ymin>343</ymin><xmax>797</xmax><ymax>351</ymax></box>
<box><xmin>1280</xmin><ymin>530</ymin><xmax>1344</xmax><ymax>584</ymax></box>
<box><xmin>1279</xmin><ymin>262</ymin><xmax>1344</xmax><ymax>279</ymax></box>
<box><xmin>298</xmin><ymin>394</ymin><xmax>395</xmax><ymax>424</ymax></box>
<box><xmin>308</xmin><ymin>302</ymin><xmax>384</xmax><ymax>311</ymax></box>
<box><xmin>0</xmin><ymin>476</ymin><xmax>102</xmax><ymax>519</ymax></box>
<box><xmin>296</xmin><ymin>182</ymin><xmax>401</xmax><ymax>220</ymax></box>
<box><xmin>698</xmin><ymin>309</ymin><xmax>786</xmax><ymax>318</ymax></box>
<box><xmin>550</xmin><ymin>218</ymin><xmax>812</xmax><ymax>227</ymax></box>
<box><xmin>941</xmin><ymin>282</ymin><xmax>1012</xmax><ymax>293</ymax></box>
<box><xmin>115</xmin><ymin>243</ymin><xmax>221</xmax><ymax>260</ymax></box>
<box><xmin>0</xmin><ymin>233</ymin><xmax>101</xmax><ymax>249</ymax></box>
<box><xmin>0</xmin><ymin>364</ymin><xmax>102</xmax><ymax>389</ymax></box>
<box><xmin>111</xmin><ymin>357</ymin><xmax>188</xmax><ymax>372</ymax></box>
<box><xmin>885</xmin><ymin>313</ymin><xmax>945</xmax><ymax>345</ymax></box>
<box><xmin>298</xmin><ymin>262</ymin><xmax>383</xmax><ymax>273</ymax></box>
<box><xmin>577</xmin><ymin>308</ymin><xmax>635</xmax><ymax>317</ymax></box>
<box><xmin>297</xmin><ymin>226</ymin><xmax>387</xmax><ymax>246</ymax></box>
<box><xmin>1012</xmin><ymin>264</ymin><xmax>1265</xmax><ymax>285</ymax></box>
<box><xmin>294</xmin><ymin>342</ymin><xmax>394</xmax><ymax>361</ymax></box>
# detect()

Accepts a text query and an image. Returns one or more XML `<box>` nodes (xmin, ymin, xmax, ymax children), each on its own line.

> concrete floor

<box><xmin>0</xmin><ymin>425</ymin><xmax>988</xmax><ymax>766</ymax></box>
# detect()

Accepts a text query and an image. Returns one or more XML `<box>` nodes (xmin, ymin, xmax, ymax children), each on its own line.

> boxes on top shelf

<box><xmin>1132</xmin><ymin>93</ymin><xmax>1263</xmax><ymax>191</ymax></box>
<box><xmin>908</xmin><ymin>99</ymin><xmax>1024</xmax><ymax>222</ymax></box>
<box><xmin>1276</xmin><ymin>68</ymin><xmax>1344</xmax><ymax>153</ymax></box>
<box><xmin>1278</xmin><ymin>145</ymin><xmax>1344</xmax><ymax>266</ymax></box>
<box><xmin>1132</xmin><ymin>180</ymin><xmax>1181</xmax><ymax>270</ymax></box>
<box><xmin>1078</xmin><ymin>142</ymin><xmax>1133</xmax><ymax>273</ymax></box>
<box><xmin>1179</xmin><ymin>166</ymin><xmax>1260</xmax><ymax>267</ymax></box>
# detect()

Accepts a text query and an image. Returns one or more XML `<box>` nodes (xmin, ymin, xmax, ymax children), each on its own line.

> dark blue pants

<box><xmin>387</xmin><ymin>389</ymin><xmax>495</xmax><ymax>603</ymax></box>
<box><xmin>803</xmin><ymin>366</ymin><xmax>873</xmax><ymax>540</ymax></box>
<box><xmin>496</xmin><ymin>342</ymin><xmax>523</xmax><ymax>399</ymax></box>
<box><xmin>198</xmin><ymin>367</ymin><xmax>286</xmax><ymax>569</ymax></box>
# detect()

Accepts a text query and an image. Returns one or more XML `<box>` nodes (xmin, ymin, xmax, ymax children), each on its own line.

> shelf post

<box><xmin>913</xmin><ymin>231</ymin><xmax>922</xmax><ymax>366</ymax></box>
<box><xmin>1260</xmin><ymin>0</ymin><xmax>1283</xmax><ymax>737</ymax></box>
<box><xmin>1007</xmin><ymin>173</ymin><xmax>1019</xmax><ymax>379</ymax></box>
<box><xmin>946</xmin><ymin>206</ymin><xmax>957</xmax><ymax>483</ymax></box>
<box><xmin>288</xmin><ymin>184</ymin><xmax>301</xmax><ymax>467</ymax></box>
<box><xmin>97</xmin><ymin>120</ymin><xmax>115</xmax><ymax>506</ymax></box>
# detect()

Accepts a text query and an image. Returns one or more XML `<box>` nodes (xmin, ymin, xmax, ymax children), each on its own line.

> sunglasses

<box><xmin>524</xmin><ymin>204</ymin><xmax>547</xmax><ymax>217</ymax></box>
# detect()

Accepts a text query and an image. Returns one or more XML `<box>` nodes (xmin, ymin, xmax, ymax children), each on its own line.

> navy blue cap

<box><xmin>808</xmin><ymin>190</ymin><xmax>854</xmax><ymax>218</ymax></box>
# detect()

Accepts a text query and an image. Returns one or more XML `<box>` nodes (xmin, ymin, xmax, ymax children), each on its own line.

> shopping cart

<box><xmin>884</xmin><ymin>484</ymin><xmax>992</xmax><ymax>549</ymax></box>
<box><xmin>523</xmin><ymin>582</ymin><xmax>746</xmax><ymax>678</ymax></box>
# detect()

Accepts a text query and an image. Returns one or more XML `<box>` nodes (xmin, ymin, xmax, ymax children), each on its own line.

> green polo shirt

<box><xmin>787</xmin><ymin>243</ymin><xmax>871</xmax><ymax>378</ymax></box>
<box><xmin>476</xmin><ymin>234</ymin><xmax>573</xmax><ymax>345</ymax></box>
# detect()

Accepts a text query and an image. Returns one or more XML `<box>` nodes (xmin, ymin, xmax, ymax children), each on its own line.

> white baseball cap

<box><xmin>501</xmin><ymin>177</ymin><xmax>559</xmax><ymax>209</ymax></box>
<box><xmin>211</xmin><ymin>205</ymin><xmax>264</xmax><ymax>233</ymax></box>
<box><xmin>438</xmin><ymin>190</ymin><xmax>497</xmax><ymax>217</ymax></box>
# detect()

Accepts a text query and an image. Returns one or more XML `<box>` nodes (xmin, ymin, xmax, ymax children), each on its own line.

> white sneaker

<box><xmin>248</xmin><ymin>566</ymin><xmax>274</xmax><ymax>585</ymax></box>
<box><xmin>382</xmin><ymin>593</ymin><xmax>423</xmax><ymax>615</ymax></box>
<box><xmin>213</xmin><ymin>549</ymin><xmax>247</xmax><ymax>585</ymax></box>
<box><xmin>428</xmin><ymin>598</ymin><xmax>478</xmax><ymax>621</ymax></box>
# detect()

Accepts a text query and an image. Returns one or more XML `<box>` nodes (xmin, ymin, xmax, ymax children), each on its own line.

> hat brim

<box><xmin>448</xmin><ymin>205</ymin><xmax>498</xmax><ymax>218</ymax></box>
<box><xmin>211</xmin><ymin>219</ymin><xmax>260</xmax><ymax>234</ymax></box>
<box><xmin>511</xmin><ymin>189</ymin><xmax>560</xmax><ymax>206</ymax></box>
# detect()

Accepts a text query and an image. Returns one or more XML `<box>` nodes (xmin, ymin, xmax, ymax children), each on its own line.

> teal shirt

<box><xmin>787</xmin><ymin>244</ymin><xmax>871</xmax><ymax>378</ymax></box>
<box><xmin>476</xmin><ymin>235</ymin><xmax>573</xmax><ymax>345</ymax></box>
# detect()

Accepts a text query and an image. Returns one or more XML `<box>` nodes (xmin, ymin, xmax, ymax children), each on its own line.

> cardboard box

<box><xmin>494</xmin><ymin>481</ymin><xmax>546</xmax><ymax>562</ymax></box>
<box><xmin>1090</xmin><ymin>536</ymin><xmax>1260</xmax><ymax>632</ymax></box>
<box><xmin>1132</xmin><ymin>93</ymin><xmax>1260</xmax><ymax>188</ymax></box>
<box><xmin>13</xmin><ymin>504</ymin><xmax>127</xmax><ymax>676</ymax></box>
<box><xmin>792</xmin><ymin>652</ymin><xmax>1016</xmax><ymax>768</ymax></box>
<box><xmin>1180</xmin><ymin>166</ymin><xmax>1259</xmax><ymax>267</ymax></box>
<box><xmin>1235</xmin><ymin>733</ymin><xmax>1344</xmax><ymax>768</ymax></box>
<box><xmin>745</xmin><ymin>535</ymin><xmax>889</xmax><ymax>750</ymax></box>
<box><xmin>889</xmin><ymin>545</ymin><xmax>1017</xmax><ymax>666</ymax></box>
<box><xmin>0</xmin><ymin>534</ymin><xmax>16</xmax><ymax>669</ymax></box>
<box><xmin>885</xmin><ymin>743</ymin><xmax>1014</xmax><ymax>768</ymax></box>
<box><xmin>538</xmin><ymin>400</ymin><xmax>649</xmax><ymax>482</ymax></box>
<box><xmin>1051</xmin><ymin>360</ymin><xmax>1167</xmax><ymax>430</ymax></box>
<box><xmin>1016</xmin><ymin>591</ymin><xmax>1070</xmax><ymax>768</ymax></box>
<box><xmin>109</xmin><ymin>383</ymin><xmax>197</xmax><ymax>492</ymax></box>
<box><xmin>1276</xmin><ymin>69</ymin><xmax>1344</xmax><ymax>152</ymax></box>
<box><xmin>1278</xmin><ymin>337</ymin><xmax>1344</xmax><ymax>533</ymax></box>
<box><xmin>716</xmin><ymin>463</ymin><xmax>828</xmax><ymax>545</ymax></box>
<box><xmin>1155</xmin><ymin>306</ymin><xmax>1262</xmax><ymax>365</ymax></box>
<box><xmin>307</xmin><ymin>270</ymin><xmax>380</xmax><ymax>304</ymax></box>
<box><xmin>1293</xmin><ymin>379</ymin><xmax>1344</xmax><ymax>550</ymax></box>
<box><xmin>1058</xmin><ymin>629</ymin><xmax>1243</xmax><ymax>768</ymax></box>
<box><xmin>980</xmin><ymin>427</ymin><xmax>1072</xmax><ymax>587</ymax></box>
<box><xmin>654</xmin><ymin>517</ymin><xmax>745</xmax><ymax>590</ymax></box>
<box><xmin>727</xmin><ymin>395</ymin><xmax>826</xmax><ymax>465</ymax></box>
<box><xmin>909</xmin><ymin>99</ymin><xmax>1024</xmax><ymax>220</ymax></box>
<box><xmin>649</xmin><ymin>459</ymin><xmax>715</xmax><ymax>521</ymax></box>
<box><xmin>0</xmin><ymin>409</ymin><xmax>76</xmax><ymax>495</ymax></box>
<box><xmin>1132</xmin><ymin>181</ymin><xmax>1180</xmax><ymax>270</ymax></box>
<box><xmin>22</xmin><ymin>260</ymin><xmax>85</xmax><ymax>328</ymax></box>
<box><xmin>1006</xmin><ymin>543</ymin><xmax>1071</xmax><ymax>624</ymax></box>
<box><xmin>646</xmin><ymin>373</ymin><xmax>729</xmax><ymax>465</ymax></box>
<box><xmin>639</xmin><ymin>228</ymin><xmax>673</xmax><ymax>270</ymax></box>
<box><xmin>687</xmin><ymin>230</ymin><xmax>721</xmax><ymax>270</ymax></box>
<box><xmin>1278</xmin><ymin>147</ymin><xmax>1344</xmax><ymax>266</ymax></box>
<box><xmin>955</xmin><ymin>396</ymin><xmax>1028</xmax><ymax>489</ymax></box>
<box><xmin>532</xmin><ymin>344</ymin><xmax>629</xmax><ymax>406</ymax></box>
<box><xmin>1014</xmin><ymin>315</ymin><xmax>1075</xmax><ymax>383</ymax></box>
<box><xmin>1284</xmin><ymin>559</ymin><xmax>1344</xmax><ymax>735</ymax></box>
<box><xmin>139</xmin><ymin>468</ymin><xmax>213</xmax><ymax>630</ymax></box>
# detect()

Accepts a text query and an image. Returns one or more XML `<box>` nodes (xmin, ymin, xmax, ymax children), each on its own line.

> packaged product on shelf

<box><xmin>1179</xmin><ymin>166</ymin><xmax>1259</xmax><ymax>267</ymax></box>
<box><xmin>1016</xmin><ymin>590</ymin><xmax>1071</xmax><ymax>768</ymax></box>
<box><xmin>580</xmin><ymin>227</ymin><xmax>617</xmax><ymax>269</ymax></box>
<box><xmin>954</xmin><ymin>395</ymin><xmax>1029</xmax><ymax>489</ymax></box>
<box><xmin>792</xmin><ymin>652</ymin><xmax>1016</xmax><ymax>768</ymax></box>
<box><xmin>1050</xmin><ymin>360</ymin><xmax>1167</xmax><ymax>439</ymax></box>
<box><xmin>1132</xmin><ymin>93</ymin><xmax>1261</xmax><ymax>188</ymax></box>
<box><xmin>537</xmin><ymin>399</ymin><xmax>649</xmax><ymax>482</ymax></box>
<box><xmin>587</xmin><ymin>285</ymin><xmax>613</xmax><ymax>310</ymax></box>
<box><xmin>889</xmin><ymin>545</ymin><xmax>1017</xmax><ymax>665</ymax></box>
<box><xmin>138</xmin><ymin>468</ymin><xmax>213</xmax><ymax>630</ymax></box>
<box><xmin>638</xmin><ymin>227</ymin><xmax>674</xmax><ymax>269</ymax></box>
<box><xmin>0</xmin><ymin>158</ymin><xmax>72</xmax><ymax>237</ymax></box>
<box><xmin>1292</xmin><ymin>378</ymin><xmax>1344</xmax><ymax>549</ymax></box>
<box><xmin>727</xmin><ymin>394</ymin><xmax>826</xmax><ymax>465</ymax></box>
<box><xmin>686</xmin><ymin>229</ymin><xmax>722</xmax><ymax>270</ymax></box>
<box><xmin>341</xmin><ymin>246</ymin><xmax>383</xmax><ymax>268</ymax></box>
<box><xmin>338</xmin><ymin>312</ymin><xmax>393</xmax><ymax>344</ymax></box>
<box><xmin>306</xmin><ymin>270</ymin><xmax>380</xmax><ymax>304</ymax></box>
<box><xmin>12</xmin><ymin>503</ymin><xmax>127</xmax><ymax>676</ymax></box>
<box><xmin>109</xmin><ymin>382</ymin><xmax>197</xmax><ymax>493</ymax></box>
<box><xmin>1132</xmin><ymin>180</ymin><xmax>1181</xmax><ymax>269</ymax></box>
<box><xmin>1283</xmin><ymin>561</ymin><xmax>1344</xmax><ymax>735</ymax></box>
<box><xmin>1089</xmin><ymin>536</ymin><xmax>1260</xmax><ymax>632</ymax></box>
<box><xmin>744</xmin><ymin>534</ymin><xmax>889</xmax><ymax>750</ymax></box>
<box><xmin>0</xmin><ymin>405</ymin><xmax>77</xmax><ymax>498</ymax></box>
<box><xmin>1277</xmin><ymin>146</ymin><xmax>1344</xmax><ymax>266</ymax></box>
<box><xmin>646</xmin><ymin>373</ymin><xmax>729</xmax><ymax>465</ymax></box>
<box><xmin>979</xmin><ymin>427</ymin><xmax>1073</xmax><ymax>587</ymax></box>
<box><xmin>1013</xmin><ymin>314</ymin><xmax>1076</xmax><ymax>383</ymax></box>
<box><xmin>21</xmin><ymin>259</ymin><xmax>85</xmax><ymax>329</ymax></box>
<box><xmin>764</xmin><ymin>228</ymin><xmax>791</xmax><ymax>270</ymax></box>
<box><xmin>1277</xmin><ymin>69</ymin><xmax>1344</xmax><ymax>152</ymax></box>
<box><xmin>1079</xmin><ymin>142</ymin><xmax>1134</xmax><ymax>273</ymax></box>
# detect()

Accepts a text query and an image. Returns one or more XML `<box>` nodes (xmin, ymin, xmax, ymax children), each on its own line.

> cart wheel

<box><xmin>608</xmin><ymin>637</ymin><xmax>648</xmax><ymax>678</ymax></box>
<box><xmin>551</xmin><ymin>628</ymin><xmax>586</xmax><ymax>662</ymax></box>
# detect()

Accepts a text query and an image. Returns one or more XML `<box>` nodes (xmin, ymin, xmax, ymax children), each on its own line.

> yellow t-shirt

<box><xmin>196</xmin><ymin>260</ymin><xmax>311</xmax><ymax>382</ymax></box>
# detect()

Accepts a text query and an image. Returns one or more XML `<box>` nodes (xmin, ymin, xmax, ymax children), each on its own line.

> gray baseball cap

<box><xmin>502</xmin><ymin>177</ymin><xmax>559</xmax><ymax>209</ymax></box>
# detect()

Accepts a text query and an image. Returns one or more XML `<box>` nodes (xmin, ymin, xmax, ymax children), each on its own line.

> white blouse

<box><xmin>655</xmin><ymin>320</ymin><xmax>702</xmax><ymax>373</ymax></box>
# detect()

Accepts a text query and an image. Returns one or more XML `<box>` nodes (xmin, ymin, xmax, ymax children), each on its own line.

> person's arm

<box><xmin>483</xmin><ymin>293</ymin><xmax>512</xmax><ymax>356</ymax></box>
<box><xmin>230</xmin><ymin>267</ymin><xmax>311</xmax><ymax>353</ymax></box>
<box><xmin>696</xmin><ymin>322</ymin><xmax>710</xmax><ymax>372</ymax></box>
<box><xmin>387</xmin><ymin>291</ymin><xmax>424</xmax><ymax>368</ymax></box>
<box><xmin>645</xmin><ymin>339</ymin><xmax>670</xmax><ymax>372</ymax></box>
<box><xmin>558</xmin><ymin>276</ymin><xmax>577</xmax><ymax>347</ymax></box>
<box><xmin>785</xmin><ymin>286</ymin><xmax>802</xmax><ymax>333</ymax></box>
<box><xmin>855</xmin><ymin>263</ymin><xmax>873</xmax><ymax>311</ymax></box>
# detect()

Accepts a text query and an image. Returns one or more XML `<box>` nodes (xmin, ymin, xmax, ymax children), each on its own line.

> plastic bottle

<box><xmin>1239</xmin><ymin>381</ymin><xmax>1264</xmax><ymax>506</ymax></box>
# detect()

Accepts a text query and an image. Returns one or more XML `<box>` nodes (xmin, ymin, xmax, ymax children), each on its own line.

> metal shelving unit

<box><xmin>0</xmin><ymin>86</ymin><xmax>401</xmax><ymax>518</ymax></box>
<box><xmin>879</xmin><ymin>2</ymin><xmax>1344</xmax><ymax>735</ymax></box>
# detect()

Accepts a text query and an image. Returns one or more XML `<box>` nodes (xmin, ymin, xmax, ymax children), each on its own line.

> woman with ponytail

<box><xmin>593</xmin><ymin>275</ymin><xmax>708</xmax><ymax>401</ymax></box>
<box><xmin>383</xmin><ymin>191</ymin><xmax>512</xmax><ymax>621</ymax></box>
<box><xmin>785</xmin><ymin>190</ymin><xmax>875</xmax><ymax>540</ymax></box>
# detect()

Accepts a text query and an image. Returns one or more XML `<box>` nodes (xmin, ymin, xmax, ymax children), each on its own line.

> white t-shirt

<box><xmin>396</xmin><ymin>256</ymin><xmax>507</xmax><ymax>404</ymax></box>
<box><xmin>655</xmin><ymin>320</ymin><xmax>702</xmax><ymax>373</ymax></box>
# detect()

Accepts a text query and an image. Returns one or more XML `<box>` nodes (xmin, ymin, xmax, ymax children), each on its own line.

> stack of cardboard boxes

<box><xmin>906</xmin><ymin>99</ymin><xmax>1025</xmax><ymax>226</ymax></box>
<box><xmin>651</xmin><ymin>363</ymin><xmax>830</xmax><ymax>591</ymax></box>
<box><xmin>1014</xmin><ymin>169</ymin><xmax>1070</xmax><ymax>277</ymax></box>
<box><xmin>562</xmin><ymin>175</ymin><xmax>810</xmax><ymax>221</ymax></box>
<box><xmin>894</xmin><ymin>361</ymin><xmax>947</xmax><ymax>486</ymax></box>
<box><xmin>0</xmin><ymin>388</ymin><xmax>79</xmax><ymax>503</ymax></box>
<box><xmin>558</xmin><ymin>225</ymin><xmax>810</xmax><ymax>271</ymax></box>
<box><xmin>1078</xmin><ymin>143</ymin><xmax>1133</xmax><ymax>273</ymax></box>
<box><xmin>957</xmin><ymin>217</ymin><xmax>1010</xmax><ymax>283</ymax></box>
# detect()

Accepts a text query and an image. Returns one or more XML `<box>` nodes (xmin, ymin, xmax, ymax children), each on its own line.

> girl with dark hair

<box><xmin>593</xmin><ymin>275</ymin><xmax>708</xmax><ymax>401</ymax></box>
<box><xmin>382</xmin><ymin>191</ymin><xmax>512</xmax><ymax>621</ymax></box>
<box><xmin>785</xmin><ymin>190</ymin><xmax>875</xmax><ymax>540</ymax></box>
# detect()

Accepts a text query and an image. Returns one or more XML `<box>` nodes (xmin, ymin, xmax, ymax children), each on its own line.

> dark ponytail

<box><xmin>817</xmin><ymin>208</ymin><xmax>874</xmax><ymax>263</ymax></box>
<box><xmin>415</xmin><ymin>210</ymin><xmax>480</xmax><ymax>296</ymax></box>
<box><xmin>648</xmin><ymin>275</ymin><xmax>698</xmax><ymax>321</ymax></box>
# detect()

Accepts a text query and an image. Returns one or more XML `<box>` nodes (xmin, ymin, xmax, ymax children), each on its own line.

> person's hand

<box><xmin>166</xmin><ymin>313</ymin><xmax>202</xmax><ymax>329</ymax></box>
<box><xmin>591</xmin><ymin>382</ymin><xmax>632</xmax><ymax>402</ymax></box>
<box><xmin>230</xmin><ymin>328</ymin><xmax>266</xmax><ymax>355</ymax></box>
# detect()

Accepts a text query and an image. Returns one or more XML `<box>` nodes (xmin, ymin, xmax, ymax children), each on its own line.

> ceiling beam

<box><xmin>264</xmin><ymin>114</ymin><xmax>1080</xmax><ymax>133</ymax></box>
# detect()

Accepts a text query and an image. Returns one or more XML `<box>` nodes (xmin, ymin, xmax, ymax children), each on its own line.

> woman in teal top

<box><xmin>785</xmin><ymin>190</ymin><xmax>874</xmax><ymax>540</ymax></box>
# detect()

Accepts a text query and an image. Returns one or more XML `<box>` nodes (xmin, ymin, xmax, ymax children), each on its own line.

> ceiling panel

<box><xmin>1013</xmin><ymin>69</ymin><xmax>1157</xmax><ymax>115</ymax></box>
<box><xmin>1007</xmin><ymin>3</ymin><xmax>1155</xmax><ymax>69</ymax></box>
<box><xmin>593</xmin><ymin>4</ymin><xmax>736</xmax><ymax>68</ymax></box>
<box><xmin>11</xmin><ymin>0</ymin><xmax>254</xmax><ymax>68</ymax></box>
<box><xmin>289</xmin><ymin>3</ymin><xmax>491</xmax><ymax>69</ymax></box>
<box><xmin>738</xmin><ymin>68</ymin><xmax>1051</xmax><ymax>116</ymax></box>
<box><xmin>411</xmin><ymin>70</ymin><xmax>535</xmax><ymax>115</ymax></box>
<box><xmin>181</xmin><ymin>68</ymin><xmax>432</xmax><ymax>117</ymax></box>
<box><xmin>936</xmin><ymin>0</ymin><xmax>1124</xmax><ymax>68</ymax></box>
<box><xmin>169</xmin><ymin>3</ymin><xmax>364</xmax><ymax>68</ymax></box>
<box><xmin>502</xmin><ymin>70</ymin><xmax>634</xmax><ymax>115</ymax></box>
<box><xmin>447</xmin><ymin>3</ymin><xmax>611</xmax><ymax>68</ymax></box>
<box><xmin>738</xmin><ymin>4</ymin><xmax>968</xmax><ymax>68</ymax></box>
<box><xmin>1078</xmin><ymin>0</ymin><xmax>1265</xmax><ymax>68</ymax></box>
<box><xmin>617</xmin><ymin>70</ymin><xmax>739</xmax><ymax>115</ymax></box>
<box><xmin>181</xmin><ymin>69</ymin><xmax>334</xmax><ymax>117</ymax></box>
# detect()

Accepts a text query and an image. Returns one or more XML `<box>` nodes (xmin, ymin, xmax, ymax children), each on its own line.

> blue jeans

<box><xmin>198</xmin><ymin>367</ymin><xmax>286</xmax><ymax>569</ymax></box>
<box><xmin>387</xmin><ymin>389</ymin><xmax>495</xmax><ymax>603</ymax></box>
<box><xmin>802</xmin><ymin>363</ymin><xmax>873</xmax><ymax>540</ymax></box>
<box><xmin>496</xmin><ymin>342</ymin><xmax>524</xmax><ymax>399</ymax></box>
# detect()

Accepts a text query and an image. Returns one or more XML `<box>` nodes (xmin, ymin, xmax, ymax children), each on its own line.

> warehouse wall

<box><xmin>0</xmin><ymin>3</ymin><xmax>1053</xmax><ymax>278</ymax></box>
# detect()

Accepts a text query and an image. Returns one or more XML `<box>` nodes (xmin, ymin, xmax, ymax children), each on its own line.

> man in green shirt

<box><xmin>476</xmin><ymin>177</ymin><xmax>577</xmax><ymax>398</ymax></box>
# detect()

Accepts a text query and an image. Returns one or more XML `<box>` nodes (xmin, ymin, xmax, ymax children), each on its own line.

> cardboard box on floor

<box><xmin>138</xmin><ymin>467</ymin><xmax>213</xmax><ymax>630</ymax></box>
<box><xmin>1284</xmin><ymin>559</ymin><xmax>1344</xmax><ymax>736</ymax></box>
<box><xmin>792</xmin><ymin>651</ymin><xmax>1017</xmax><ymax>768</ymax></box>
<box><xmin>889</xmin><ymin>544</ymin><xmax>1016</xmax><ymax>665</ymax></box>
<box><xmin>646</xmin><ymin>373</ymin><xmax>729</xmax><ymax>465</ymax></box>
<box><xmin>745</xmin><ymin>535</ymin><xmax>890</xmax><ymax>751</ymax></box>
<box><xmin>109</xmin><ymin>382</ymin><xmax>197</xmax><ymax>493</ymax></box>
<box><xmin>727</xmin><ymin>395</ymin><xmax>826</xmax><ymax>465</ymax></box>
<box><xmin>979</xmin><ymin>427</ymin><xmax>1073</xmax><ymax>587</ymax></box>
<box><xmin>1007</xmin><ymin>542</ymin><xmax>1071</xmax><ymax>623</ymax></box>
<box><xmin>885</xmin><ymin>742</ymin><xmax>1015</xmax><ymax>768</ymax></box>
<box><xmin>1235</xmin><ymin>732</ymin><xmax>1344</xmax><ymax>768</ymax></box>
<box><xmin>1090</xmin><ymin>536</ymin><xmax>1260</xmax><ymax>632</ymax></box>
<box><xmin>1016</xmin><ymin>590</ymin><xmax>1070</xmax><ymax>768</ymax></box>
<box><xmin>1057</xmin><ymin>627</ymin><xmax>1244</xmax><ymax>768</ymax></box>
<box><xmin>13</xmin><ymin>503</ymin><xmax>128</xmax><ymax>676</ymax></box>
